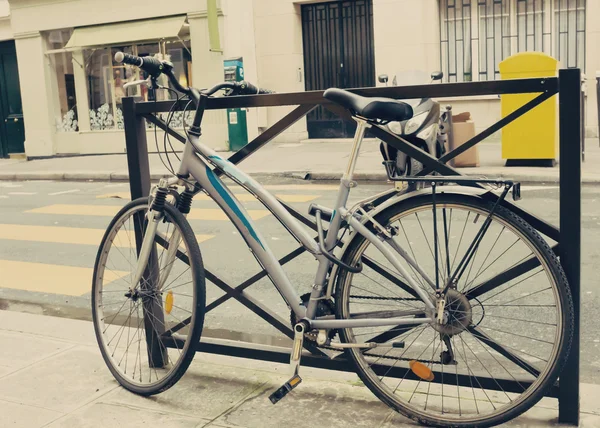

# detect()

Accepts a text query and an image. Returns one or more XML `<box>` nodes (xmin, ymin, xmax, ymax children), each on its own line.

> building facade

<box><xmin>0</xmin><ymin>0</ymin><xmax>597</xmax><ymax>158</ymax></box>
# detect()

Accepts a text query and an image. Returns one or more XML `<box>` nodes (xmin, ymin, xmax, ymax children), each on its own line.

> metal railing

<box><xmin>122</xmin><ymin>68</ymin><xmax>582</xmax><ymax>425</ymax></box>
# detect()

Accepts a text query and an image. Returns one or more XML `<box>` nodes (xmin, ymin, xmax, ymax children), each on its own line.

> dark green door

<box><xmin>0</xmin><ymin>41</ymin><xmax>25</xmax><ymax>157</ymax></box>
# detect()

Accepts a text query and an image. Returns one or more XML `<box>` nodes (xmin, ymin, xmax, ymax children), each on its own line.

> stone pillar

<box><xmin>14</xmin><ymin>31</ymin><xmax>56</xmax><ymax>157</ymax></box>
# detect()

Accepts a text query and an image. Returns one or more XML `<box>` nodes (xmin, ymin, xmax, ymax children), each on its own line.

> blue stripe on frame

<box><xmin>205</xmin><ymin>165</ymin><xmax>265</xmax><ymax>250</ymax></box>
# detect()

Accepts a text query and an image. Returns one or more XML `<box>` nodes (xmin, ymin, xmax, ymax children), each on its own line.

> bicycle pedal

<box><xmin>268</xmin><ymin>374</ymin><xmax>302</xmax><ymax>404</ymax></box>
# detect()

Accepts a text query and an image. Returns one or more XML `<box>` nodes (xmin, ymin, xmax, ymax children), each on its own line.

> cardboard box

<box><xmin>450</xmin><ymin>113</ymin><xmax>479</xmax><ymax>167</ymax></box>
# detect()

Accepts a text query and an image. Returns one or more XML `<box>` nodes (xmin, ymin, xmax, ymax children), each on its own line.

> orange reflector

<box><xmin>165</xmin><ymin>291</ymin><xmax>174</xmax><ymax>314</ymax></box>
<box><xmin>289</xmin><ymin>375</ymin><xmax>301</xmax><ymax>387</ymax></box>
<box><xmin>409</xmin><ymin>360</ymin><xmax>434</xmax><ymax>382</ymax></box>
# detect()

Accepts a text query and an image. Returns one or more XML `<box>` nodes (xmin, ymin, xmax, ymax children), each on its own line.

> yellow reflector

<box><xmin>165</xmin><ymin>290</ymin><xmax>174</xmax><ymax>314</ymax></box>
<box><xmin>409</xmin><ymin>360</ymin><xmax>434</xmax><ymax>382</ymax></box>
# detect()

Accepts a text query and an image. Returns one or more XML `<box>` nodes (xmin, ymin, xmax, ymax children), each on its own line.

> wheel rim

<box><xmin>93</xmin><ymin>204</ymin><xmax>198</xmax><ymax>389</ymax></box>
<box><xmin>339</xmin><ymin>200</ymin><xmax>564</xmax><ymax>424</ymax></box>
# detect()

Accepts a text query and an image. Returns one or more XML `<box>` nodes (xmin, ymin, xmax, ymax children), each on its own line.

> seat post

<box><xmin>343</xmin><ymin>118</ymin><xmax>370</xmax><ymax>181</ymax></box>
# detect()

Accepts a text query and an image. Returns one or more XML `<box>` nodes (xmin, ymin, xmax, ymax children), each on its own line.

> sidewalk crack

<box><xmin>197</xmin><ymin>380</ymin><xmax>271</xmax><ymax>428</ymax></box>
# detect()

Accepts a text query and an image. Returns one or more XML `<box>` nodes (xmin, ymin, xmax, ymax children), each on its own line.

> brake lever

<box><xmin>123</xmin><ymin>77</ymin><xmax>152</xmax><ymax>91</ymax></box>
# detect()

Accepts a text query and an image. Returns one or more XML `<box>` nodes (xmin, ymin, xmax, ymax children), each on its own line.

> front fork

<box><xmin>131</xmin><ymin>178</ymin><xmax>188</xmax><ymax>293</ymax></box>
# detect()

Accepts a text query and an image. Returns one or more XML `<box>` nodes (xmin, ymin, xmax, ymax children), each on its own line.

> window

<box><xmin>46</xmin><ymin>29</ymin><xmax>78</xmax><ymax>132</ymax></box>
<box><xmin>440</xmin><ymin>0</ymin><xmax>586</xmax><ymax>81</ymax></box>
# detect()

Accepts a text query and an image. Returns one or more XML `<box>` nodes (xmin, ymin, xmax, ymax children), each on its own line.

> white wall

<box><xmin>373</xmin><ymin>0</ymin><xmax>440</xmax><ymax>79</ymax></box>
<box><xmin>252</xmin><ymin>0</ymin><xmax>307</xmax><ymax>142</ymax></box>
<box><xmin>15</xmin><ymin>32</ymin><xmax>56</xmax><ymax>157</ymax></box>
<box><xmin>222</xmin><ymin>0</ymin><xmax>264</xmax><ymax>142</ymax></box>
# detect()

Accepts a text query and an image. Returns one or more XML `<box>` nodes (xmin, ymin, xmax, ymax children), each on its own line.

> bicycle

<box><xmin>92</xmin><ymin>51</ymin><xmax>573</xmax><ymax>428</ymax></box>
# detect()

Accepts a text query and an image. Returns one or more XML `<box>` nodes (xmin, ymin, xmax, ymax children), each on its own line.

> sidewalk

<box><xmin>0</xmin><ymin>310</ymin><xmax>598</xmax><ymax>427</ymax></box>
<box><xmin>1</xmin><ymin>140</ymin><xmax>599</xmax><ymax>184</ymax></box>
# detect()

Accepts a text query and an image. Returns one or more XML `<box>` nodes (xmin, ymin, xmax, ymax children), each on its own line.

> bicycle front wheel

<box><xmin>92</xmin><ymin>197</ymin><xmax>206</xmax><ymax>395</ymax></box>
<box><xmin>335</xmin><ymin>193</ymin><xmax>573</xmax><ymax>427</ymax></box>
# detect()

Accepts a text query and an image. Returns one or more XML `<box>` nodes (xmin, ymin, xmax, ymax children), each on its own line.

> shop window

<box><xmin>47</xmin><ymin>29</ymin><xmax>78</xmax><ymax>132</ymax></box>
<box><xmin>85</xmin><ymin>40</ymin><xmax>192</xmax><ymax>130</ymax></box>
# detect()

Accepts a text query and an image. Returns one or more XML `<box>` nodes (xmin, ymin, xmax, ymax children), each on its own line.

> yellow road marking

<box><xmin>97</xmin><ymin>192</ymin><xmax>319</xmax><ymax>203</ymax></box>
<box><xmin>26</xmin><ymin>204</ymin><xmax>270</xmax><ymax>221</ymax></box>
<box><xmin>0</xmin><ymin>224</ymin><xmax>213</xmax><ymax>246</ymax></box>
<box><xmin>0</xmin><ymin>260</ymin><xmax>126</xmax><ymax>296</ymax></box>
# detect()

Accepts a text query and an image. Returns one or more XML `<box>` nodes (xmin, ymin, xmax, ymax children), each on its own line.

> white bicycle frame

<box><xmin>133</xmin><ymin>118</ymin><xmax>436</xmax><ymax>330</ymax></box>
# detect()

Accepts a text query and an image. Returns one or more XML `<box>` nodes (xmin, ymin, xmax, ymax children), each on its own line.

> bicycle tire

<box><xmin>92</xmin><ymin>197</ymin><xmax>206</xmax><ymax>396</ymax></box>
<box><xmin>335</xmin><ymin>192</ymin><xmax>573</xmax><ymax>427</ymax></box>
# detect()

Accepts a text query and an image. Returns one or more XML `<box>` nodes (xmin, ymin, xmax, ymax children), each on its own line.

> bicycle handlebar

<box><xmin>114</xmin><ymin>52</ymin><xmax>273</xmax><ymax>100</ymax></box>
<box><xmin>114</xmin><ymin>52</ymin><xmax>191</xmax><ymax>97</ymax></box>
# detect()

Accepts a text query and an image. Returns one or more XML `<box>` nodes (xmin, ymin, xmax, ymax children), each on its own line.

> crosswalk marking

<box><xmin>48</xmin><ymin>189</ymin><xmax>80</xmax><ymax>196</ymax></box>
<box><xmin>96</xmin><ymin>192</ymin><xmax>319</xmax><ymax>203</ymax></box>
<box><xmin>26</xmin><ymin>204</ymin><xmax>270</xmax><ymax>221</ymax></box>
<box><xmin>0</xmin><ymin>260</ymin><xmax>126</xmax><ymax>296</ymax></box>
<box><xmin>8</xmin><ymin>192</ymin><xmax>36</xmax><ymax>195</ymax></box>
<box><xmin>0</xmin><ymin>224</ymin><xmax>213</xmax><ymax>246</ymax></box>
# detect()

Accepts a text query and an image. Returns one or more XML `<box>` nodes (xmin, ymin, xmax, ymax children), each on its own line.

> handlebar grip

<box><xmin>114</xmin><ymin>52</ymin><xmax>163</xmax><ymax>77</ymax></box>
<box><xmin>238</xmin><ymin>81</ymin><xmax>274</xmax><ymax>95</ymax></box>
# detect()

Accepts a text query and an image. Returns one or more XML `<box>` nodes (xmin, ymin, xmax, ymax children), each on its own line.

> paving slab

<box><xmin>0</xmin><ymin>399</ymin><xmax>63</xmax><ymax>428</ymax></box>
<box><xmin>46</xmin><ymin>401</ymin><xmax>205</xmax><ymax>428</ymax></box>
<box><xmin>0</xmin><ymin>346</ymin><xmax>118</xmax><ymax>413</ymax></box>
<box><xmin>0</xmin><ymin>365</ymin><xmax>15</xmax><ymax>377</ymax></box>
<box><xmin>0</xmin><ymin>310</ymin><xmax>98</xmax><ymax>346</ymax></box>
<box><xmin>0</xmin><ymin>330</ymin><xmax>74</xmax><ymax>370</ymax></box>
<box><xmin>213</xmin><ymin>376</ymin><xmax>397</xmax><ymax>428</ymax></box>
<box><xmin>101</xmin><ymin>358</ymin><xmax>270</xmax><ymax>419</ymax></box>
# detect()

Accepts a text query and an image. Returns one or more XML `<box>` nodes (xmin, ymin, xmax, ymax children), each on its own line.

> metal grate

<box><xmin>478</xmin><ymin>0</ymin><xmax>511</xmax><ymax>81</ymax></box>
<box><xmin>440</xmin><ymin>0</ymin><xmax>585</xmax><ymax>80</ymax></box>
<box><xmin>440</xmin><ymin>0</ymin><xmax>473</xmax><ymax>82</ymax></box>
<box><xmin>516</xmin><ymin>0</ymin><xmax>551</xmax><ymax>54</ymax></box>
<box><xmin>555</xmin><ymin>0</ymin><xmax>586</xmax><ymax>70</ymax></box>
<box><xmin>301</xmin><ymin>0</ymin><xmax>375</xmax><ymax>138</ymax></box>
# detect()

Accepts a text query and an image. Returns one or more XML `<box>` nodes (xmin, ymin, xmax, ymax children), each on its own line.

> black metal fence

<box><xmin>123</xmin><ymin>68</ymin><xmax>582</xmax><ymax>425</ymax></box>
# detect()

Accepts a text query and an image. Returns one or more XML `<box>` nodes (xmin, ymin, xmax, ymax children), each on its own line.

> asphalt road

<box><xmin>1</xmin><ymin>178</ymin><xmax>599</xmax><ymax>383</ymax></box>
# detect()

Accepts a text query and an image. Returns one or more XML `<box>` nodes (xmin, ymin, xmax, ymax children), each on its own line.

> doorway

<box><xmin>301</xmin><ymin>0</ymin><xmax>375</xmax><ymax>138</ymax></box>
<box><xmin>0</xmin><ymin>40</ymin><xmax>25</xmax><ymax>157</ymax></box>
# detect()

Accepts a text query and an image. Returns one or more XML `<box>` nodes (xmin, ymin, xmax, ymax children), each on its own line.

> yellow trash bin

<box><xmin>499</xmin><ymin>52</ymin><xmax>558</xmax><ymax>166</ymax></box>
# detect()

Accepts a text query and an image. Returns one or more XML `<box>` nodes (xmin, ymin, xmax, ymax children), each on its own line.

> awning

<box><xmin>65</xmin><ymin>15</ymin><xmax>188</xmax><ymax>49</ymax></box>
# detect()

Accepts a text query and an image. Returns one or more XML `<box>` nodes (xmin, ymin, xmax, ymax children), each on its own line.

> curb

<box><xmin>1</xmin><ymin>169</ymin><xmax>599</xmax><ymax>184</ymax></box>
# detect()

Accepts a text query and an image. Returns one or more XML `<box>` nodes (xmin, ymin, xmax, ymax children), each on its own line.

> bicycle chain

<box><xmin>310</xmin><ymin>295</ymin><xmax>430</xmax><ymax>363</ymax></box>
<box><xmin>349</xmin><ymin>295</ymin><xmax>422</xmax><ymax>302</ymax></box>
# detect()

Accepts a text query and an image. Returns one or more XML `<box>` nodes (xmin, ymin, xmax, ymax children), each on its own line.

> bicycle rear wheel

<box><xmin>92</xmin><ymin>197</ymin><xmax>205</xmax><ymax>395</ymax></box>
<box><xmin>335</xmin><ymin>193</ymin><xmax>573</xmax><ymax>427</ymax></box>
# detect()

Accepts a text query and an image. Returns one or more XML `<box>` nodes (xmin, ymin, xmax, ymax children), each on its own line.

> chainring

<box><xmin>291</xmin><ymin>292</ymin><xmax>337</xmax><ymax>342</ymax></box>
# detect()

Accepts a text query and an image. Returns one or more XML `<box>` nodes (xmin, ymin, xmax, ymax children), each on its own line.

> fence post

<box><xmin>557</xmin><ymin>68</ymin><xmax>581</xmax><ymax>425</ymax></box>
<box><xmin>122</xmin><ymin>96</ymin><xmax>168</xmax><ymax>367</ymax></box>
